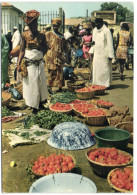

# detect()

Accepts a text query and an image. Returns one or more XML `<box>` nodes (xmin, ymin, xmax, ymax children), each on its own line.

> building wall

<box><xmin>1</xmin><ymin>8</ymin><xmax>24</xmax><ymax>35</ymax></box>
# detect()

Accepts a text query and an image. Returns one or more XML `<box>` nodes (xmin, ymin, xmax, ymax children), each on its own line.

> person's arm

<box><xmin>107</xmin><ymin>29</ymin><xmax>114</xmax><ymax>60</ymax></box>
<box><xmin>80</xmin><ymin>37</ymin><xmax>84</xmax><ymax>47</ymax></box>
<box><xmin>17</xmin><ymin>34</ymin><xmax>25</xmax><ymax>71</ymax></box>
<box><xmin>116</xmin><ymin>32</ymin><xmax>119</xmax><ymax>49</ymax></box>
<box><xmin>38</xmin><ymin>33</ymin><xmax>47</xmax><ymax>55</ymax></box>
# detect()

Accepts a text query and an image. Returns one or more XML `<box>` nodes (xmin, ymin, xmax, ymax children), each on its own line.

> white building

<box><xmin>1</xmin><ymin>2</ymin><xmax>24</xmax><ymax>35</ymax></box>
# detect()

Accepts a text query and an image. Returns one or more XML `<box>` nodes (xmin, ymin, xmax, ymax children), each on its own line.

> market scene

<box><xmin>1</xmin><ymin>1</ymin><xmax>134</xmax><ymax>193</ymax></box>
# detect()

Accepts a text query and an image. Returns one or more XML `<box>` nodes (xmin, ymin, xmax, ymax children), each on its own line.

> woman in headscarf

<box><xmin>17</xmin><ymin>10</ymin><xmax>48</xmax><ymax>113</ymax></box>
<box><xmin>116</xmin><ymin>23</ymin><xmax>131</xmax><ymax>80</ymax></box>
<box><xmin>45</xmin><ymin>17</ymin><xmax>66</xmax><ymax>93</ymax></box>
<box><xmin>81</xmin><ymin>22</ymin><xmax>92</xmax><ymax>60</ymax></box>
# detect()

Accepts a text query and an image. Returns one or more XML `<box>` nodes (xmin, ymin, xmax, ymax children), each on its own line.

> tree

<box><xmin>100</xmin><ymin>2</ymin><xmax>131</xmax><ymax>23</ymax></box>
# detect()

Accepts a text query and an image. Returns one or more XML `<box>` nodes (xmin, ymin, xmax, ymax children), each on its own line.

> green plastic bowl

<box><xmin>95</xmin><ymin>127</ymin><xmax>131</xmax><ymax>150</ymax></box>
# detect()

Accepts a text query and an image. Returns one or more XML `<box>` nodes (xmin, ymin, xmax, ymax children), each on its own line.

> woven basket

<box><xmin>82</xmin><ymin>114</ymin><xmax>107</xmax><ymax>126</ymax></box>
<box><xmin>31</xmin><ymin>154</ymin><xmax>76</xmax><ymax>178</ymax></box>
<box><xmin>107</xmin><ymin>166</ymin><xmax>133</xmax><ymax>192</ymax></box>
<box><xmin>2</xmin><ymin>91</ymin><xmax>11</xmax><ymax>107</ymax></box>
<box><xmin>85</xmin><ymin>148</ymin><xmax>133</xmax><ymax>177</ymax></box>
<box><xmin>74</xmin><ymin>68</ymin><xmax>91</xmax><ymax>80</ymax></box>
<box><xmin>95</xmin><ymin>89</ymin><xmax>106</xmax><ymax>95</ymax></box>
<box><xmin>49</xmin><ymin>105</ymin><xmax>72</xmax><ymax>114</ymax></box>
<box><xmin>67</xmin><ymin>81</ymin><xmax>85</xmax><ymax>92</ymax></box>
<box><xmin>76</xmin><ymin>90</ymin><xmax>96</xmax><ymax>100</ymax></box>
<box><xmin>73</xmin><ymin>108</ymin><xmax>84</xmax><ymax>118</ymax></box>
<box><xmin>115</xmin><ymin>122</ymin><xmax>133</xmax><ymax>143</ymax></box>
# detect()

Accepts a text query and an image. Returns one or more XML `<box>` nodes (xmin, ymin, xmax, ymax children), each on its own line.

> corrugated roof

<box><xmin>1</xmin><ymin>2</ymin><xmax>12</xmax><ymax>6</ymax></box>
<box><xmin>1</xmin><ymin>2</ymin><xmax>24</xmax><ymax>14</ymax></box>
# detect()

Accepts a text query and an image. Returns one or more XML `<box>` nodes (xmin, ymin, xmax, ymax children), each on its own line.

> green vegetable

<box><xmin>50</xmin><ymin>91</ymin><xmax>77</xmax><ymax>104</ymax></box>
<box><xmin>4</xmin><ymin>130</ymin><xmax>19</xmax><ymax>135</ymax></box>
<box><xmin>2</xmin><ymin>106</ymin><xmax>15</xmax><ymax>117</ymax></box>
<box><xmin>20</xmin><ymin>132</ymin><xmax>30</xmax><ymax>139</ymax></box>
<box><xmin>33</xmin><ymin>131</ymin><xmax>48</xmax><ymax>136</ymax></box>
<box><xmin>23</xmin><ymin>110</ymin><xmax>77</xmax><ymax>130</ymax></box>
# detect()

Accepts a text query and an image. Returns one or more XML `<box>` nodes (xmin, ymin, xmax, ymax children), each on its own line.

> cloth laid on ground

<box><xmin>2</xmin><ymin>112</ymin><xmax>26</xmax><ymax>123</ymax></box>
<box><xmin>2</xmin><ymin>125</ymin><xmax>52</xmax><ymax>147</ymax></box>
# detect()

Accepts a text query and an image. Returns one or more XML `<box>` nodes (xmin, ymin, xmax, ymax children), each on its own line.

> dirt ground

<box><xmin>2</xmin><ymin>65</ymin><xmax>133</xmax><ymax>193</ymax></box>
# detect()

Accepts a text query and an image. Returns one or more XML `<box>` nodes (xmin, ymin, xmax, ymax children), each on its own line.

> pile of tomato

<box><xmin>109</xmin><ymin>167</ymin><xmax>133</xmax><ymax>191</ymax></box>
<box><xmin>70</xmin><ymin>99</ymin><xmax>88</xmax><ymax>105</ymax></box>
<box><xmin>89</xmin><ymin>85</ymin><xmax>106</xmax><ymax>90</ymax></box>
<box><xmin>96</xmin><ymin>99</ymin><xmax>114</xmax><ymax>107</ymax></box>
<box><xmin>88</xmin><ymin>148</ymin><xmax>131</xmax><ymax>165</ymax></box>
<box><xmin>32</xmin><ymin>153</ymin><xmax>75</xmax><ymax>176</ymax></box>
<box><xmin>76</xmin><ymin>87</ymin><xmax>95</xmax><ymax>92</ymax></box>
<box><xmin>82</xmin><ymin>109</ymin><xmax>106</xmax><ymax>117</ymax></box>
<box><xmin>50</xmin><ymin>102</ymin><xmax>72</xmax><ymax>111</ymax></box>
<box><xmin>73</xmin><ymin>103</ymin><xmax>95</xmax><ymax>113</ymax></box>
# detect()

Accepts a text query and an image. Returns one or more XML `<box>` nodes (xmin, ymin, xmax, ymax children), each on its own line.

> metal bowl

<box><xmin>29</xmin><ymin>173</ymin><xmax>97</xmax><ymax>193</ymax></box>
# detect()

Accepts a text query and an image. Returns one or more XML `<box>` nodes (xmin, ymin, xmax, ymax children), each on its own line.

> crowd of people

<box><xmin>1</xmin><ymin>9</ymin><xmax>133</xmax><ymax>113</ymax></box>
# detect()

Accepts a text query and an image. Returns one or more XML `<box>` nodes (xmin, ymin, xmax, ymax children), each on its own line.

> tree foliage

<box><xmin>100</xmin><ymin>2</ymin><xmax>130</xmax><ymax>23</ymax></box>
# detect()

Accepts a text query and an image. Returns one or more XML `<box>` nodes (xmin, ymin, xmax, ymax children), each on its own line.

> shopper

<box><xmin>116</xmin><ymin>23</ymin><xmax>131</xmax><ymax>80</ymax></box>
<box><xmin>89</xmin><ymin>18</ymin><xmax>114</xmax><ymax>88</ymax></box>
<box><xmin>17</xmin><ymin>10</ymin><xmax>48</xmax><ymax>113</ymax></box>
<box><xmin>45</xmin><ymin>17</ymin><xmax>66</xmax><ymax>93</ymax></box>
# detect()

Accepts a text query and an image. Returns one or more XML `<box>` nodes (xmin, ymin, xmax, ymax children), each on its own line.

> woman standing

<box><xmin>17</xmin><ymin>10</ymin><xmax>48</xmax><ymax>113</ymax></box>
<box><xmin>116</xmin><ymin>23</ymin><xmax>131</xmax><ymax>80</ymax></box>
<box><xmin>45</xmin><ymin>18</ymin><xmax>66</xmax><ymax>93</ymax></box>
<box><xmin>81</xmin><ymin>23</ymin><xmax>92</xmax><ymax>60</ymax></box>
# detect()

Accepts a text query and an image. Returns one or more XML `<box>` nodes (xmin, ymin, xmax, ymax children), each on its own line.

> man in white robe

<box><xmin>89</xmin><ymin>18</ymin><xmax>114</xmax><ymax>88</ymax></box>
<box><xmin>11</xmin><ymin>26</ymin><xmax>21</xmax><ymax>64</ymax></box>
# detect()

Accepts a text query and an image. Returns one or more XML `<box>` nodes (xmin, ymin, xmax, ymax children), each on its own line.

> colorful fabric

<box><xmin>45</xmin><ymin>31</ymin><xmax>65</xmax><ymax>87</ymax></box>
<box><xmin>23</xmin><ymin>10</ymin><xmax>40</xmax><ymax>24</ymax></box>
<box><xmin>23</xmin><ymin>31</ymin><xmax>46</xmax><ymax>53</ymax></box>
<box><xmin>1</xmin><ymin>34</ymin><xmax>9</xmax><ymax>88</ymax></box>
<box><xmin>82</xmin><ymin>35</ymin><xmax>92</xmax><ymax>59</ymax></box>
<box><xmin>116</xmin><ymin>30</ymin><xmax>130</xmax><ymax>59</ymax></box>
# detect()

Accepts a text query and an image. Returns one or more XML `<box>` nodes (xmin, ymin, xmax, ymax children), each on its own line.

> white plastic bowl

<box><xmin>29</xmin><ymin>173</ymin><xmax>97</xmax><ymax>193</ymax></box>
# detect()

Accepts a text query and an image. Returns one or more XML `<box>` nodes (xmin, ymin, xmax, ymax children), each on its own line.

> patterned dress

<box><xmin>82</xmin><ymin>35</ymin><xmax>92</xmax><ymax>59</ymax></box>
<box><xmin>45</xmin><ymin>31</ymin><xmax>66</xmax><ymax>87</ymax></box>
<box><xmin>116</xmin><ymin>30</ymin><xmax>130</xmax><ymax>59</ymax></box>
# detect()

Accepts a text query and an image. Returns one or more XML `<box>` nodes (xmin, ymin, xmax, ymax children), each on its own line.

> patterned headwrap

<box><xmin>22</xmin><ymin>10</ymin><xmax>40</xmax><ymax>24</ymax></box>
<box><xmin>51</xmin><ymin>18</ymin><xmax>62</xmax><ymax>26</ymax></box>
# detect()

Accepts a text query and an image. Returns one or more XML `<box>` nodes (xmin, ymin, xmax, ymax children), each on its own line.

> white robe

<box><xmin>11</xmin><ymin>30</ymin><xmax>21</xmax><ymax>49</ymax></box>
<box><xmin>11</xmin><ymin>30</ymin><xmax>21</xmax><ymax>64</ymax></box>
<box><xmin>89</xmin><ymin>25</ymin><xmax>114</xmax><ymax>87</ymax></box>
<box><xmin>23</xmin><ymin>49</ymin><xmax>48</xmax><ymax>109</ymax></box>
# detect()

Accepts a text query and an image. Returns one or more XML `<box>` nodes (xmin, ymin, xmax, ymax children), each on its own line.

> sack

<box><xmin>19</xmin><ymin>58</ymin><xmax>28</xmax><ymax>77</ymax></box>
<box><xmin>8</xmin><ymin>87</ymin><xmax>22</xmax><ymax>100</ymax></box>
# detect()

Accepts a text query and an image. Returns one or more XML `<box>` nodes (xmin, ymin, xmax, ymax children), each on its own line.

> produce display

<box><xmin>50</xmin><ymin>91</ymin><xmax>77</xmax><ymax>104</ymax></box>
<box><xmin>32</xmin><ymin>153</ymin><xmax>75</xmax><ymax>176</ymax></box>
<box><xmin>50</xmin><ymin>102</ymin><xmax>72</xmax><ymax>111</ymax></box>
<box><xmin>89</xmin><ymin>85</ymin><xmax>106</xmax><ymax>90</ymax></box>
<box><xmin>96</xmin><ymin>100</ymin><xmax>114</xmax><ymax>107</ymax></box>
<box><xmin>2</xmin><ymin>106</ymin><xmax>15</xmax><ymax>117</ymax></box>
<box><xmin>70</xmin><ymin>99</ymin><xmax>88</xmax><ymax>105</ymax></box>
<box><xmin>88</xmin><ymin>148</ymin><xmax>131</xmax><ymax>165</ymax></box>
<box><xmin>73</xmin><ymin>103</ymin><xmax>96</xmax><ymax>114</ymax></box>
<box><xmin>82</xmin><ymin>109</ymin><xmax>106</xmax><ymax>117</ymax></box>
<box><xmin>76</xmin><ymin>87</ymin><xmax>95</xmax><ymax>93</ymax></box>
<box><xmin>108</xmin><ymin>166</ymin><xmax>133</xmax><ymax>192</ymax></box>
<box><xmin>23</xmin><ymin>110</ymin><xmax>77</xmax><ymax>129</ymax></box>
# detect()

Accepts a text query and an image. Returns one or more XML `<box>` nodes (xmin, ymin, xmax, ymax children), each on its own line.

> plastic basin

<box><xmin>29</xmin><ymin>173</ymin><xmax>97</xmax><ymax>193</ymax></box>
<box><xmin>95</xmin><ymin>127</ymin><xmax>131</xmax><ymax>150</ymax></box>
